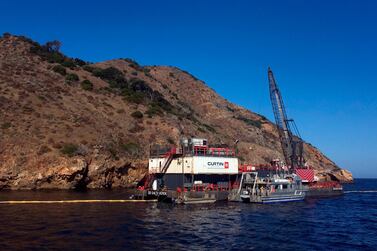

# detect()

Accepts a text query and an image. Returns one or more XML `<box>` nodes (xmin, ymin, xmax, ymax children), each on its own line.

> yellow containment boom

<box><xmin>0</xmin><ymin>199</ymin><xmax>157</xmax><ymax>204</ymax></box>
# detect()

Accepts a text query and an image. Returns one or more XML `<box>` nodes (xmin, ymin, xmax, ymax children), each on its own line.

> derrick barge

<box><xmin>135</xmin><ymin>137</ymin><xmax>342</xmax><ymax>204</ymax></box>
<box><xmin>134</xmin><ymin>67</ymin><xmax>344</xmax><ymax>203</ymax></box>
<box><xmin>140</xmin><ymin>138</ymin><xmax>240</xmax><ymax>204</ymax></box>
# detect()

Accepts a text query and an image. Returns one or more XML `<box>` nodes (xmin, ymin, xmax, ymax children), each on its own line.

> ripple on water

<box><xmin>0</xmin><ymin>179</ymin><xmax>376</xmax><ymax>250</ymax></box>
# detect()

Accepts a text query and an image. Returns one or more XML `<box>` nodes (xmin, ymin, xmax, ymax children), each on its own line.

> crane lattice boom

<box><xmin>268</xmin><ymin>67</ymin><xmax>304</xmax><ymax>170</ymax></box>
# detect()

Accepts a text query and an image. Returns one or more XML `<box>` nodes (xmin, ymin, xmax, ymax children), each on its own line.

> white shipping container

<box><xmin>192</xmin><ymin>156</ymin><xmax>238</xmax><ymax>174</ymax></box>
<box><xmin>149</xmin><ymin>156</ymin><xmax>238</xmax><ymax>174</ymax></box>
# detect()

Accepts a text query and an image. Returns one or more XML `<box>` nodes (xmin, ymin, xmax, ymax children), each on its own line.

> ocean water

<box><xmin>0</xmin><ymin>179</ymin><xmax>376</xmax><ymax>250</ymax></box>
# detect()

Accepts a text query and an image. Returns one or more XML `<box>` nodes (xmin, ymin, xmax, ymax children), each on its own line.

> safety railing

<box><xmin>238</xmin><ymin>164</ymin><xmax>277</xmax><ymax>172</ymax></box>
<box><xmin>193</xmin><ymin>146</ymin><xmax>236</xmax><ymax>157</ymax></box>
<box><xmin>185</xmin><ymin>181</ymin><xmax>240</xmax><ymax>192</ymax></box>
<box><xmin>308</xmin><ymin>181</ymin><xmax>342</xmax><ymax>188</ymax></box>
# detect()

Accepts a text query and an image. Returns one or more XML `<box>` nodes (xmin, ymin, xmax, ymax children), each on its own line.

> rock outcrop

<box><xmin>0</xmin><ymin>34</ymin><xmax>352</xmax><ymax>190</ymax></box>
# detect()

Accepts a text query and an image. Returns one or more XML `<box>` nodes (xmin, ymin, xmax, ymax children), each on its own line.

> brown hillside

<box><xmin>0</xmin><ymin>34</ymin><xmax>352</xmax><ymax>190</ymax></box>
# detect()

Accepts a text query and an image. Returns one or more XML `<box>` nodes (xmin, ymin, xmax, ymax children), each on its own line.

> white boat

<box><xmin>236</xmin><ymin>172</ymin><xmax>306</xmax><ymax>203</ymax></box>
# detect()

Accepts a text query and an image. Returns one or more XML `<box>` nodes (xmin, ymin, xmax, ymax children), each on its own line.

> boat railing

<box><xmin>150</xmin><ymin>145</ymin><xmax>175</xmax><ymax>157</ymax></box>
<box><xmin>193</xmin><ymin>146</ymin><xmax>236</xmax><ymax>157</ymax></box>
<box><xmin>308</xmin><ymin>181</ymin><xmax>342</xmax><ymax>188</ymax></box>
<box><xmin>239</xmin><ymin>164</ymin><xmax>278</xmax><ymax>172</ymax></box>
<box><xmin>189</xmin><ymin>181</ymin><xmax>239</xmax><ymax>192</ymax></box>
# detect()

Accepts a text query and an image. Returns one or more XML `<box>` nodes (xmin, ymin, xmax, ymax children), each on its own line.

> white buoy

<box><xmin>152</xmin><ymin>179</ymin><xmax>158</xmax><ymax>190</ymax></box>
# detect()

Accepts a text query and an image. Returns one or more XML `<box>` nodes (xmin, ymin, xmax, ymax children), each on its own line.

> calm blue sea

<box><xmin>0</xmin><ymin>179</ymin><xmax>376</xmax><ymax>250</ymax></box>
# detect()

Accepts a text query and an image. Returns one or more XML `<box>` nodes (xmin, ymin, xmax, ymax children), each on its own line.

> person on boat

<box><xmin>261</xmin><ymin>186</ymin><xmax>265</xmax><ymax>196</ymax></box>
<box><xmin>271</xmin><ymin>185</ymin><xmax>275</xmax><ymax>193</ymax></box>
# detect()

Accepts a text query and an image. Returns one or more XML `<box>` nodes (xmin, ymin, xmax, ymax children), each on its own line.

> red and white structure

<box><xmin>147</xmin><ymin>138</ymin><xmax>239</xmax><ymax>190</ymax></box>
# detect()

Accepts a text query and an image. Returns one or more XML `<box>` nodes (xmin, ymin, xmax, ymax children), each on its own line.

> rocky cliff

<box><xmin>0</xmin><ymin>34</ymin><xmax>352</xmax><ymax>190</ymax></box>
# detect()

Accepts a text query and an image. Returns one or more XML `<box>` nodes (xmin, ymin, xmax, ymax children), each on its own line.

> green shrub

<box><xmin>52</xmin><ymin>65</ymin><xmax>66</xmax><ymax>76</ymax></box>
<box><xmin>46</xmin><ymin>52</ymin><xmax>65</xmax><ymax>64</ymax></box>
<box><xmin>123</xmin><ymin>58</ymin><xmax>140</xmax><ymax>66</ymax></box>
<box><xmin>128</xmin><ymin>124</ymin><xmax>145</xmax><ymax>133</ymax></box>
<box><xmin>103</xmin><ymin>142</ymin><xmax>119</xmax><ymax>160</ymax></box>
<box><xmin>61</xmin><ymin>60</ymin><xmax>76</xmax><ymax>69</ymax></box>
<box><xmin>145</xmin><ymin>102</ymin><xmax>164</xmax><ymax>117</ymax></box>
<box><xmin>203</xmin><ymin>123</ymin><xmax>216</xmax><ymax>133</ymax></box>
<box><xmin>29</xmin><ymin>40</ymin><xmax>68</xmax><ymax>64</ymax></box>
<box><xmin>124</xmin><ymin>58</ymin><xmax>143</xmax><ymax>71</ymax></box>
<box><xmin>131</xmin><ymin>111</ymin><xmax>143</xmax><ymax>119</ymax></box>
<box><xmin>154</xmin><ymin>98</ymin><xmax>173</xmax><ymax>112</ymax></box>
<box><xmin>129</xmin><ymin>78</ymin><xmax>152</xmax><ymax>93</ymax></box>
<box><xmin>259</xmin><ymin>114</ymin><xmax>268</xmax><ymax>121</ymax></box>
<box><xmin>121</xmin><ymin>142</ymin><xmax>140</xmax><ymax>156</ymax></box>
<box><xmin>65</xmin><ymin>73</ymin><xmax>79</xmax><ymax>83</ymax></box>
<box><xmin>94</xmin><ymin>67</ymin><xmax>122</xmax><ymax>80</ymax></box>
<box><xmin>45</xmin><ymin>40</ymin><xmax>61</xmax><ymax>52</ymax></box>
<box><xmin>82</xmin><ymin>65</ymin><xmax>99</xmax><ymax>73</ymax></box>
<box><xmin>143</xmin><ymin>68</ymin><xmax>150</xmax><ymax>72</ymax></box>
<box><xmin>18</xmin><ymin>35</ymin><xmax>40</xmax><ymax>47</ymax></box>
<box><xmin>185</xmin><ymin>113</ymin><xmax>200</xmax><ymax>124</ymax></box>
<box><xmin>80</xmin><ymin>80</ymin><xmax>93</xmax><ymax>91</ymax></box>
<box><xmin>1</xmin><ymin>122</ymin><xmax>11</xmax><ymax>129</ymax></box>
<box><xmin>93</xmin><ymin>67</ymin><xmax>128</xmax><ymax>89</ymax></box>
<box><xmin>74</xmin><ymin>58</ymin><xmax>86</xmax><ymax>66</ymax></box>
<box><xmin>121</xmin><ymin>88</ymin><xmax>145</xmax><ymax>104</ymax></box>
<box><xmin>2</xmin><ymin>32</ymin><xmax>11</xmax><ymax>38</ymax></box>
<box><xmin>181</xmin><ymin>69</ymin><xmax>198</xmax><ymax>81</ymax></box>
<box><xmin>143</xmin><ymin>68</ymin><xmax>151</xmax><ymax>75</ymax></box>
<box><xmin>226</xmin><ymin>105</ymin><xmax>235</xmax><ymax>112</ymax></box>
<box><xmin>236</xmin><ymin>116</ymin><xmax>262</xmax><ymax>129</ymax></box>
<box><xmin>60</xmin><ymin>143</ymin><xmax>78</xmax><ymax>157</ymax></box>
<box><xmin>38</xmin><ymin>145</ymin><xmax>51</xmax><ymax>155</ymax></box>
<box><xmin>197</xmin><ymin>127</ymin><xmax>206</xmax><ymax>133</ymax></box>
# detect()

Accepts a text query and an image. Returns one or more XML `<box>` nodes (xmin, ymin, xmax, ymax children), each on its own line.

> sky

<box><xmin>1</xmin><ymin>0</ymin><xmax>376</xmax><ymax>178</ymax></box>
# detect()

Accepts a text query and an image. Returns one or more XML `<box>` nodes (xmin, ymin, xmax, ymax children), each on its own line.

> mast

<box><xmin>268</xmin><ymin>67</ymin><xmax>304</xmax><ymax>170</ymax></box>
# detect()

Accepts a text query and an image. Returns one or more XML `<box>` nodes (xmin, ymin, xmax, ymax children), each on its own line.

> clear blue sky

<box><xmin>1</xmin><ymin>0</ymin><xmax>376</xmax><ymax>178</ymax></box>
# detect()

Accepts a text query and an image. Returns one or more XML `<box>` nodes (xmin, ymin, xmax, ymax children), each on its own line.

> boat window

<box><xmin>283</xmin><ymin>184</ymin><xmax>288</xmax><ymax>189</ymax></box>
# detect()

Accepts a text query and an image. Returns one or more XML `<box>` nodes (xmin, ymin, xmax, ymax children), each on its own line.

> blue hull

<box><xmin>241</xmin><ymin>194</ymin><xmax>305</xmax><ymax>203</ymax></box>
<box><xmin>261</xmin><ymin>197</ymin><xmax>305</xmax><ymax>203</ymax></box>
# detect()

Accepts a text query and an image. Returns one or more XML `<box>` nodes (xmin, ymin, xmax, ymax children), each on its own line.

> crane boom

<box><xmin>268</xmin><ymin>67</ymin><xmax>304</xmax><ymax>170</ymax></box>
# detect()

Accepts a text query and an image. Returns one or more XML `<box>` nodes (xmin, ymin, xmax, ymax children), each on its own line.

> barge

<box><xmin>141</xmin><ymin>137</ymin><xmax>240</xmax><ymax>204</ymax></box>
<box><xmin>132</xmin><ymin>68</ymin><xmax>345</xmax><ymax>204</ymax></box>
<box><xmin>138</xmin><ymin>137</ymin><xmax>342</xmax><ymax>204</ymax></box>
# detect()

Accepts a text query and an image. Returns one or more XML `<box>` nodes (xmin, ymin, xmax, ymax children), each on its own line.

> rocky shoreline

<box><xmin>0</xmin><ymin>155</ymin><xmax>353</xmax><ymax>191</ymax></box>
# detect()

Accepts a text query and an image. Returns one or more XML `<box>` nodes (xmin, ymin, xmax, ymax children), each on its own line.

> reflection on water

<box><xmin>0</xmin><ymin>180</ymin><xmax>376</xmax><ymax>250</ymax></box>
